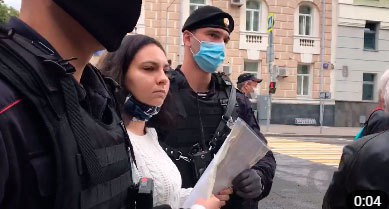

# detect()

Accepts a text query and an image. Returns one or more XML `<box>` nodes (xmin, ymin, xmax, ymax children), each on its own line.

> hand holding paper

<box><xmin>232</xmin><ymin>169</ymin><xmax>263</xmax><ymax>199</ymax></box>
<box><xmin>182</xmin><ymin>118</ymin><xmax>269</xmax><ymax>208</ymax></box>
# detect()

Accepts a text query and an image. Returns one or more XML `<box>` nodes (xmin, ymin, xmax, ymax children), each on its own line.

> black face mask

<box><xmin>53</xmin><ymin>0</ymin><xmax>142</xmax><ymax>52</ymax></box>
<box><xmin>123</xmin><ymin>94</ymin><xmax>160</xmax><ymax>122</ymax></box>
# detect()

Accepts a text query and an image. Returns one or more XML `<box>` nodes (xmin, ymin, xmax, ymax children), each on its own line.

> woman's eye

<box><xmin>143</xmin><ymin>66</ymin><xmax>154</xmax><ymax>71</ymax></box>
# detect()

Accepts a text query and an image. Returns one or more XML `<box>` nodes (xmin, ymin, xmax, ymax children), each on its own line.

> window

<box><xmin>364</xmin><ymin>22</ymin><xmax>378</xmax><ymax>50</ymax></box>
<box><xmin>246</xmin><ymin>1</ymin><xmax>261</xmax><ymax>32</ymax></box>
<box><xmin>297</xmin><ymin>65</ymin><xmax>310</xmax><ymax>96</ymax></box>
<box><xmin>362</xmin><ymin>73</ymin><xmax>376</xmax><ymax>100</ymax></box>
<box><xmin>244</xmin><ymin>61</ymin><xmax>259</xmax><ymax>77</ymax></box>
<box><xmin>299</xmin><ymin>5</ymin><xmax>312</xmax><ymax>36</ymax></box>
<box><xmin>243</xmin><ymin>61</ymin><xmax>260</xmax><ymax>97</ymax></box>
<box><xmin>190</xmin><ymin>0</ymin><xmax>206</xmax><ymax>14</ymax></box>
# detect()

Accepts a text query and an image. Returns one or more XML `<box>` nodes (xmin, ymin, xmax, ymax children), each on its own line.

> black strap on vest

<box><xmin>162</xmin><ymin>72</ymin><xmax>237</xmax><ymax>162</ymax></box>
<box><xmin>209</xmin><ymin>85</ymin><xmax>236</xmax><ymax>149</ymax></box>
<box><xmin>61</xmin><ymin>74</ymin><xmax>104</xmax><ymax>184</ymax></box>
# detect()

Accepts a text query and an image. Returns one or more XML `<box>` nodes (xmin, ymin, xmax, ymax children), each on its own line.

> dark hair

<box><xmin>99</xmin><ymin>34</ymin><xmax>165</xmax><ymax>89</ymax></box>
<box><xmin>98</xmin><ymin>35</ymin><xmax>166</xmax><ymax>121</ymax></box>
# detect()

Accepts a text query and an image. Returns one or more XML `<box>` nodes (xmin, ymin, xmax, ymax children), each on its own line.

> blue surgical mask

<box><xmin>190</xmin><ymin>34</ymin><xmax>225</xmax><ymax>73</ymax></box>
<box><xmin>123</xmin><ymin>94</ymin><xmax>160</xmax><ymax>121</ymax></box>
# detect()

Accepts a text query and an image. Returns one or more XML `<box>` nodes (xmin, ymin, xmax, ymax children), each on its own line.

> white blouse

<box><xmin>128</xmin><ymin>127</ymin><xmax>196</xmax><ymax>209</ymax></box>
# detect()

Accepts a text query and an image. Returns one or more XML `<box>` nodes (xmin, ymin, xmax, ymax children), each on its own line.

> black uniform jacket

<box><xmin>236</xmin><ymin>89</ymin><xmax>261</xmax><ymax>133</ymax></box>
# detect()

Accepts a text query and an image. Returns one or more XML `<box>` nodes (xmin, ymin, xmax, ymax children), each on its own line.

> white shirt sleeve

<box><xmin>181</xmin><ymin>188</ymin><xmax>207</xmax><ymax>209</ymax></box>
<box><xmin>190</xmin><ymin>204</ymin><xmax>206</xmax><ymax>209</ymax></box>
<box><xmin>179</xmin><ymin>187</ymin><xmax>193</xmax><ymax>207</ymax></box>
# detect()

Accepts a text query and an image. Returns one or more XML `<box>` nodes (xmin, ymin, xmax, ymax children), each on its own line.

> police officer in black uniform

<box><xmin>0</xmin><ymin>1</ymin><xmax>147</xmax><ymax>209</ymax></box>
<box><xmin>236</xmin><ymin>73</ymin><xmax>263</xmax><ymax>132</ymax></box>
<box><xmin>149</xmin><ymin>6</ymin><xmax>276</xmax><ymax>209</ymax></box>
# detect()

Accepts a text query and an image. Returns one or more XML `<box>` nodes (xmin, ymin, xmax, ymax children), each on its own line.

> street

<box><xmin>258</xmin><ymin>136</ymin><xmax>351</xmax><ymax>209</ymax></box>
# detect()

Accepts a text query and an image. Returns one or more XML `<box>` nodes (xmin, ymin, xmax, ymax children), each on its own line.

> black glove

<box><xmin>232</xmin><ymin>169</ymin><xmax>263</xmax><ymax>199</ymax></box>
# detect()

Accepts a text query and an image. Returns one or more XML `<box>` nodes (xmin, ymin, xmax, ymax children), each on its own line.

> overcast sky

<box><xmin>4</xmin><ymin>0</ymin><xmax>21</xmax><ymax>11</ymax></box>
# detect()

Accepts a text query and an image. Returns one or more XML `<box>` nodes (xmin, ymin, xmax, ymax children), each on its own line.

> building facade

<box><xmin>333</xmin><ymin>0</ymin><xmax>389</xmax><ymax>126</ymax></box>
<box><xmin>96</xmin><ymin>0</ymin><xmax>333</xmax><ymax>126</ymax></box>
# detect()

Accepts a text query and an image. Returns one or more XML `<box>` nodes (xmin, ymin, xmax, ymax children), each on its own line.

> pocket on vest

<box><xmin>30</xmin><ymin>155</ymin><xmax>55</xmax><ymax>197</ymax></box>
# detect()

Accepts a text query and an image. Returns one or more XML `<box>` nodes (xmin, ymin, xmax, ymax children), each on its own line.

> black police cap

<box><xmin>237</xmin><ymin>73</ymin><xmax>262</xmax><ymax>84</ymax></box>
<box><xmin>182</xmin><ymin>6</ymin><xmax>234</xmax><ymax>34</ymax></box>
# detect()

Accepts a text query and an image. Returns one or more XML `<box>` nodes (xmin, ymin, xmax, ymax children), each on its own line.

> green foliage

<box><xmin>0</xmin><ymin>2</ymin><xmax>19</xmax><ymax>25</ymax></box>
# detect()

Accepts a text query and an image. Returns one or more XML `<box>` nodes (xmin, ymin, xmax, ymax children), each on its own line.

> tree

<box><xmin>0</xmin><ymin>2</ymin><xmax>19</xmax><ymax>25</ymax></box>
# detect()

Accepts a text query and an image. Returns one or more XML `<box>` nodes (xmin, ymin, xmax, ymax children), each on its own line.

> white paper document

<box><xmin>182</xmin><ymin>118</ymin><xmax>269</xmax><ymax>208</ymax></box>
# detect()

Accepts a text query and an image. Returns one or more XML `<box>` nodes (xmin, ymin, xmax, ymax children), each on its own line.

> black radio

<box><xmin>129</xmin><ymin>178</ymin><xmax>154</xmax><ymax>209</ymax></box>
<box><xmin>191</xmin><ymin>150</ymin><xmax>213</xmax><ymax>180</ymax></box>
<box><xmin>190</xmin><ymin>143</ymin><xmax>214</xmax><ymax>181</ymax></box>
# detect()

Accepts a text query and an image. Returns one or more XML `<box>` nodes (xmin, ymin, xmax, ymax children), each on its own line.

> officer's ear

<box><xmin>183</xmin><ymin>30</ymin><xmax>193</xmax><ymax>47</ymax></box>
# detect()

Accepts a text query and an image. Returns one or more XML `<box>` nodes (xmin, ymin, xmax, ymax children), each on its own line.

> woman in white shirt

<box><xmin>99</xmin><ymin>34</ymin><xmax>232</xmax><ymax>209</ymax></box>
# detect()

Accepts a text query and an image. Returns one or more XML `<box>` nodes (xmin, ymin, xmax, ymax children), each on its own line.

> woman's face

<box><xmin>124</xmin><ymin>44</ymin><xmax>170</xmax><ymax>107</ymax></box>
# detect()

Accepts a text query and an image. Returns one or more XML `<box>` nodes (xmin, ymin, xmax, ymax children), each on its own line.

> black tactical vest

<box><xmin>150</xmin><ymin>69</ymin><xmax>239</xmax><ymax>187</ymax></box>
<box><xmin>0</xmin><ymin>29</ymin><xmax>134</xmax><ymax>209</ymax></box>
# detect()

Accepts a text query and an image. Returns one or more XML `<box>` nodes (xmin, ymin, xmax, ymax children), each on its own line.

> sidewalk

<box><xmin>262</xmin><ymin>124</ymin><xmax>361</xmax><ymax>139</ymax></box>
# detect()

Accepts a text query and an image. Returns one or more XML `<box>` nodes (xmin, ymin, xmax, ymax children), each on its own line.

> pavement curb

<box><xmin>264</xmin><ymin>133</ymin><xmax>355</xmax><ymax>139</ymax></box>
